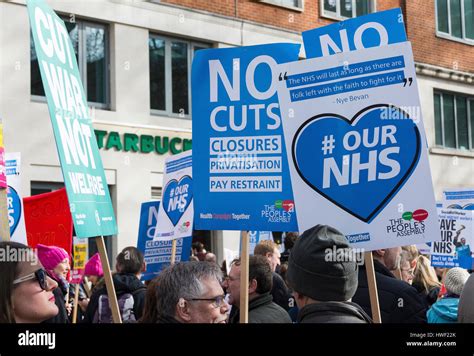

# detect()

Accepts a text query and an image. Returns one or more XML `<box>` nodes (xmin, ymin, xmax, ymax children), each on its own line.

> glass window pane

<box><xmin>324</xmin><ymin>0</ymin><xmax>337</xmax><ymax>13</ymax></box>
<box><xmin>340</xmin><ymin>0</ymin><xmax>353</xmax><ymax>17</ymax></box>
<box><xmin>437</xmin><ymin>0</ymin><xmax>449</xmax><ymax>33</ymax></box>
<box><xmin>194</xmin><ymin>46</ymin><xmax>207</xmax><ymax>54</ymax></box>
<box><xmin>450</xmin><ymin>0</ymin><xmax>463</xmax><ymax>37</ymax></box>
<box><xmin>456</xmin><ymin>97</ymin><xmax>468</xmax><ymax>149</ymax></box>
<box><xmin>470</xmin><ymin>100</ymin><xmax>474</xmax><ymax>149</ymax></box>
<box><xmin>356</xmin><ymin>0</ymin><xmax>370</xmax><ymax>16</ymax></box>
<box><xmin>465</xmin><ymin>0</ymin><xmax>474</xmax><ymax>39</ymax></box>
<box><xmin>31</xmin><ymin>20</ymin><xmax>78</xmax><ymax>97</ymax></box>
<box><xmin>30</xmin><ymin>34</ymin><xmax>45</xmax><ymax>96</ymax></box>
<box><xmin>149</xmin><ymin>38</ymin><xmax>166</xmax><ymax>111</ymax></box>
<box><xmin>443</xmin><ymin>94</ymin><xmax>456</xmax><ymax>148</ymax></box>
<box><xmin>434</xmin><ymin>93</ymin><xmax>443</xmax><ymax>146</ymax></box>
<box><xmin>274</xmin><ymin>0</ymin><xmax>299</xmax><ymax>7</ymax></box>
<box><xmin>63</xmin><ymin>18</ymin><xmax>79</xmax><ymax>63</ymax></box>
<box><xmin>171</xmin><ymin>41</ymin><xmax>189</xmax><ymax>115</ymax></box>
<box><xmin>85</xmin><ymin>24</ymin><xmax>107</xmax><ymax>104</ymax></box>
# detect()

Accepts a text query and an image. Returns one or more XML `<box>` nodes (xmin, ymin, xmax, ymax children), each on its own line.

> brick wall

<box><xmin>162</xmin><ymin>0</ymin><xmax>399</xmax><ymax>32</ymax></box>
<box><xmin>162</xmin><ymin>0</ymin><xmax>473</xmax><ymax>73</ymax></box>
<box><xmin>405</xmin><ymin>0</ymin><xmax>473</xmax><ymax>73</ymax></box>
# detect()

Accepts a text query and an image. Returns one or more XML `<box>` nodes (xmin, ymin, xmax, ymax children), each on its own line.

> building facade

<box><xmin>0</xmin><ymin>0</ymin><xmax>472</xmax><ymax>262</ymax></box>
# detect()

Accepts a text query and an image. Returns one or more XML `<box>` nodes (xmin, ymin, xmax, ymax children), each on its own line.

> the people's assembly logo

<box><xmin>386</xmin><ymin>208</ymin><xmax>428</xmax><ymax>237</ymax></box>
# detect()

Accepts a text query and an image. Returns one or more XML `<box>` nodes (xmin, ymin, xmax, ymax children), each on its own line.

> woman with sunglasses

<box><xmin>0</xmin><ymin>241</ymin><xmax>59</xmax><ymax>323</ymax></box>
<box><xmin>36</xmin><ymin>244</ymin><xmax>72</xmax><ymax>323</ymax></box>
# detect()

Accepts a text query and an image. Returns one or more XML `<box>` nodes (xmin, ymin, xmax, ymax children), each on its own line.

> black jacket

<box><xmin>352</xmin><ymin>260</ymin><xmax>428</xmax><ymax>323</ymax></box>
<box><xmin>271</xmin><ymin>272</ymin><xmax>292</xmax><ymax>311</ymax></box>
<box><xmin>229</xmin><ymin>293</ymin><xmax>292</xmax><ymax>323</ymax></box>
<box><xmin>42</xmin><ymin>287</ymin><xmax>70</xmax><ymax>324</ymax></box>
<box><xmin>297</xmin><ymin>301</ymin><xmax>372</xmax><ymax>323</ymax></box>
<box><xmin>82</xmin><ymin>273</ymin><xmax>146</xmax><ymax>323</ymax></box>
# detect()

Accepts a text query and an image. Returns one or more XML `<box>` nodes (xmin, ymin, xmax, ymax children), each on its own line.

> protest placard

<box><xmin>192</xmin><ymin>43</ymin><xmax>300</xmax><ymax>231</ymax></box>
<box><xmin>137</xmin><ymin>201</ymin><xmax>191</xmax><ymax>281</ymax></box>
<box><xmin>303</xmin><ymin>8</ymin><xmax>406</xmax><ymax>59</ymax></box>
<box><xmin>27</xmin><ymin>0</ymin><xmax>117</xmax><ymax>238</ymax></box>
<box><xmin>154</xmin><ymin>151</ymin><xmax>193</xmax><ymax>241</ymax></box>
<box><xmin>276</xmin><ymin>41</ymin><xmax>439</xmax><ymax>251</ymax></box>
<box><xmin>6</xmin><ymin>153</ymin><xmax>27</xmax><ymax>244</ymax></box>
<box><xmin>241</xmin><ymin>230</ymin><xmax>273</xmax><ymax>255</ymax></box>
<box><xmin>431</xmin><ymin>208</ymin><xmax>474</xmax><ymax>269</ymax></box>
<box><xmin>443</xmin><ymin>188</ymin><xmax>474</xmax><ymax>210</ymax></box>
<box><xmin>24</xmin><ymin>188</ymin><xmax>73</xmax><ymax>255</ymax></box>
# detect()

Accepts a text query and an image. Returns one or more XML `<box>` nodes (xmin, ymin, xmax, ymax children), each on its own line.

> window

<box><xmin>321</xmin><ymin>0</ymin><xmax>375</xmax><ymax>19</ymax></box>
<box><xmin>436</xmin><ymin>0</ymin><xmax>474</xmax><ymax>43</ymax></box>
<box><xmin>31</xmin><ymin>18</ymin><xmax>110</xmax><ymax>107</ymax></box>
<box><xmin>151</xmin><ymin>187</ymin><xmax>162</xmax><ymax>200</ymax></box>
<box><xmin>257</xmin><ymin>0</ymin><xmax>304</xmax><ymax>10</ymax></box>
<box><xmin>434</xmin><ymin>91</ymin><xmax>474</xmax><ymax>150</ymax></box>
<box><xmin>149</xmin><ymin>34</ymin><xmax>209</xmax><ymax>118</ymax></box>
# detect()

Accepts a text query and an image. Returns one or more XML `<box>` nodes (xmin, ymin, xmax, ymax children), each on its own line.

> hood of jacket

<box><xmin>100</xmin><ymin>273</ymin><xmax>145</xmax><ymax>295</ymax></box>
<box><xmin>428</xmin><ymin>298</ymin><xmax>459</xmax><ymax>322</ymax></box>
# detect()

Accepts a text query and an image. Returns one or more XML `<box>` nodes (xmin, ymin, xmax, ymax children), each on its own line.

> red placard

<box><xmin>24</xmin><ymin>188</ymin><xmax>73</xmax><ymax>255</ymax></box>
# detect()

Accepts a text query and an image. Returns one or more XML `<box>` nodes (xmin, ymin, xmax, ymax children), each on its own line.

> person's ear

<box><xmin>176</xmin><ymin>298</ymin><xmax>192</xmax><ymax>322</ymax></box>
<box><xmin>141</xmin><ymin>262</ymin><xmax>147</xmax><ymax>273</ymax></box>
<box><xmin>373</xmin><ymin>249</ymin><xmax>385</xmax><ymax>258</ymax></box>
<box><xmin>248</xmin><ymin>279</ymin><xmax>257</xmax><ymax>294</ymax></box>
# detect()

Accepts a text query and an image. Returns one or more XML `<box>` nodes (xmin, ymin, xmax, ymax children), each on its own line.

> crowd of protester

<box><xmin>1</xmin><ymin>224</ymin><xmax>473</xmax><ymax>324</ymax></box>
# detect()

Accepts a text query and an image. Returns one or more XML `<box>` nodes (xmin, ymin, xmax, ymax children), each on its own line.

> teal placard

<box><xmin>27</xmin><ymin>0</ymin><xmax>117</xmax><ymax>237</ymax></box>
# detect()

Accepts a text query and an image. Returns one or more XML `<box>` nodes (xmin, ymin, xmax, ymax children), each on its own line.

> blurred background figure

<box><xmin>427</xmin><ymin>267</ymin><xmax>470</xmax><ymax>323</ymax></box>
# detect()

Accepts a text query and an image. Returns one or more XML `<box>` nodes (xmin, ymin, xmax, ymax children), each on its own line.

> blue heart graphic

<box><xmin>7</xmin><ymin>186</ymin><xmax>21</xmax><ymax>235</ymax></box>
<box><xmin>292</xmin><ymin>104</ymin><xmax>421</xmax><ymax>223</ymax></box>
<box><xmin>162</xmin><ymin>176</ymin><xmax>193</xmax><ymax>226</ymax></box>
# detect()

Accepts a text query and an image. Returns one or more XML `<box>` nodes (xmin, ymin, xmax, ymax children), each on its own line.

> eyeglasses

<box><xmin>189</xmin><ymin>295</ymin><xmax>226</xmax><ymax>308</ymax></box>
<box><xmin>13</xmin><ymin>269</ymin><xmax>49</xmax><ymax>290</ymax></box>
<box><xmin>225</xmin><ymin>276</ymin><xmax>240</xmax><ymax>282</ymax></box>
<box><xmin>401</xmin><ymin>268</ymin><xmax>415</xmax><ymax>276</ymax></box>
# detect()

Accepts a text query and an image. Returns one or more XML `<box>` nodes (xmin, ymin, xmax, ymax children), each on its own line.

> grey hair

<box><xmin>155</xmin><ymin>261</ymin><xmax>223</xmax><ymax>319</ymax></box>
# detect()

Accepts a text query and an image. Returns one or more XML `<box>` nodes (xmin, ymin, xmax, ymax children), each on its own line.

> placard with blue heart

<box><xmin>154</xmin><ymin>150</ymin><xmax>194</xmax><ymax>241</ymax></box>
<box><xmin>293</xmin><ymin>105</ymin><xmax>421</xmax><ymax>223</ymax></box>
<box><xmin>276</xmin><ymin>41</ymin><xmax>440</xmax><ymax>251</ymax></box>
<box><xmin>163</xmin><ymin>176</ymin><xmax>193</xmax><ymax>226</ymax></box>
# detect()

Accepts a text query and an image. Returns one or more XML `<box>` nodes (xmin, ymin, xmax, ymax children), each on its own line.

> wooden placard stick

<box><xmin>95</xmin><ymin>236</ymin><xmax>122</xmax><ymax>323</ymax></box>
<box><xmin>239</xmin><ymin>231</ymin><xmax>250</xmax><ymax>324</ymax></box>
<box><xmin>364</xmin><ymin>252</ymin><xmax>382</xmax><ymax>323</ymax></box>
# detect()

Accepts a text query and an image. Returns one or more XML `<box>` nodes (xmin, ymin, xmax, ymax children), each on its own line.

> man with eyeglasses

<box><xmin>153</xmin><ymin>261</ymin><xmax>229</xmax><ymax>323</ymax></box>
<box><xmin>224</xmin><ymin>255</ymin><xmax>292</xmax><ymax>323</ymax></box>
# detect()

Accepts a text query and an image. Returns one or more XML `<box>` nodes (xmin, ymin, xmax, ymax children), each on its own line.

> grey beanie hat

<box><xmin>444</xmin><ymin>267</ymin><xmax>470</xmax><ymax>296</ymax></box>
<box><xmin>287</xmin><ymin>225</ymin><xmax>358</xmax><ymax>302</ymax></box>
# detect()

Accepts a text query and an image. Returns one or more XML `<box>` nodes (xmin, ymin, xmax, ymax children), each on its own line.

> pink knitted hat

<box><xmin>36</xmin><ymin>244</ymin><xmax>69</xmax><ymax>271</ymax></box>
<box><xmin>84</xmin><ymin>253</ymin><xmax>103</xmax><ymax>277</ymax></box>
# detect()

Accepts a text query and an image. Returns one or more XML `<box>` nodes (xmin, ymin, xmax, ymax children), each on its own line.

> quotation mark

<box><xmin>279</xmin><ymin>72</ymin><xmax>288</xmax><ymax>81</ymax></box>
<box><xmin>403</xmin><ymin>77</ymin><xmax>413</xmax><ymax>87</ymax></box>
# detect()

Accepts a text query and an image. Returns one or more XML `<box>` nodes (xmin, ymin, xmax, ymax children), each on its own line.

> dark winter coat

<box><xmin>297</xmin><ymin>301</ymin><xmax>372</xmax><ymax>323</ymax></box>
<box><xmin>271</xmin><ymin>272</ymin><xmax>293</xmax><ymax>311</ymax></box>
<box><xmin>229</xmin><ymin>293</ymin><xmax>292</xmax><ymax>323</ymax></box>
<box><xmin>352</xmin><ymin>260</ymin><xmax>428</xmax><ymax>323</ymax></box>
<box><xmin>82</xmin><ymin>273</ymin><xmax>146</xmax><ymax>323</ymax></box>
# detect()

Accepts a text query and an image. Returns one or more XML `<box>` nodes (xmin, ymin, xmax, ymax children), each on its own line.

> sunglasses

<box><xmin>13</xmin><ymin>269</ymin><xmax>49</xmax><ymax>291</ymax></box>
